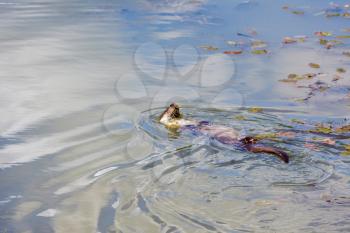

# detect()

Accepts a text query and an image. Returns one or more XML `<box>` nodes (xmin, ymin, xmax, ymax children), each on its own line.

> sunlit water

<box><xmin>1</xmin><ymin>0</ymin><xmax>350</xmax><ymax>232</ymax></box>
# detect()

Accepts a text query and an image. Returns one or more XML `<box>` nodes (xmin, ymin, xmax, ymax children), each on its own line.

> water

<box><xmin>1</xmin><ymin>0</ymin><xmax>350</xmax><ymax>232</ymax></box>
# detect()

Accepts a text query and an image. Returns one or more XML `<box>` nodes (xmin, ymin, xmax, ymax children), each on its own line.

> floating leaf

<box><xmin>251</xmin><ymin>49</ymin><xmax>268</xmax><ymax>54</ymax></box>
<box><xmin>319</xmin><ymin>38</ymin><xmax>328</xmax><ymax>45</ymax></box>
<box><xmin>337</xmin><ymin>68</ymin><xmax>346</xmax><ymax>73</ymax></box>
<box><xmin>326</xmin><ymin>13</ymin><xmax>341</xmax><ymax>17</ymax></box>
<box><xmin>234</xmin><ymin>115</ymin><xmax>246</xmax><ymax>121</ymax></box>
<box><xmin>302</xmin><ymin>73</ymin><xmax>317</xmax><ymax>79</ymax></box>
<box><xmin>342</xmin><ymin>28</ymin><xmax>350</xmax><ymax>32</ymax></box>
<box><xmin>309</xmin><ymin>63</ymin><xmax>320</xmax><ymax>68</ymax></box>
<box><xmin>314</xmin><ymin>31</ymin><xmax>332</xmax><ymax>37</ymax></box>
<box><xmin>291</xmin><ymin>118</ymin><xmax>305</xmax><ymax>124</ymax></box>
<box><xmin>336</xmin><ymin>35</ymin><xmax>350</xmax><ymax>39</ymax></box>
<box><xmin>343</xmin><ymin>12</ymin><xmax>350</xmax><ymax>18</ymax></box>
<box><xmin>283</xmin><ymin>37</ymin><xmax>297</xmax><ymax>44</ymax></box>
<box><xmin>223</xmin><ymin>50</ymin><xmax>243</xmax><ymax>55</ymax></box>
<box><xmin>199</xmin><ymin>45</ymin><xmax>219</xmax><ymax>51</ymax></box>
<box><xmin>251</xmin><ymin>40</ymin><xmax>267</xmax><ymax>48</ymax></box>
<box><xmin>310</xmin><ymin>124</ymin><xmax>333</xmax><ymax>134</ymax></box>
<box><xmin>341</xmin><ymin>145</ymin><xmax>350</xmax><ymax>156</ymax></box>
<box><xmin>282</xmin><ymin>5</ymin><xmax>289</xmax><ymax>10</ymax></box>
<box><xmin>254</xmin><ymin>133</ymin><xmax>277</xmax><ymax>140</ymax></box>
<box><xmin>292</xmin><ymin>10</ymin><xmax>304</xmax><ymax>15</ymax></box>
<box><xmin>336</xmin><ymin>125</ymin><xmax>350</xmax><ymax>133</ymax></box>
<box><xmin>248</xmin><ymin>107</ymin><xmax>263</xmax><ymax>113</ymax></box>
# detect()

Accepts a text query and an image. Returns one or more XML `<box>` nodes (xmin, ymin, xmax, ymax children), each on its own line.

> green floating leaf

<box><xmin>234</xmin><ymin>115</ymin><xmax>246</xmax><ymax>121</ymax></box>
<box><xmin>309</xmin><ymin>125</ymin><xmax>333</xmax><ymax>134</ymax></box>
<box><xmin>309</xmin><ymin>63</ymin><xmax>320</xmax><ymax>68</ymax></box>
<box><xmin>254</xmin><ymin>133</ymin><xmax>278</xmax><ymax>140</ymax></box>
<box><xmin>336</xmin><ymin>35</ymin><xmax>350</xmax><ymax>39</ymax></box>
<box><xmin>248</xmin><ymin>107</ymin><xmax>263</xmax><ymax>113</ymax></box>
<box><xmin>336</xmin><ymin>68</ymin><xmax>346</xmax><ymax>73</ymax></box>
<box><xmin>292</xmin><ymin>10</ymin><xmax>304</xmax><ymax>15</ymax></box>
<box><xmin>251</xmin><ymin>49</ymin><xmax>268</xmax><ymax>54</ymax></box>
<box><xmin>290</xmin><ymin>118</ymin><xmax>305</xmax><ymax>124</ymax></box>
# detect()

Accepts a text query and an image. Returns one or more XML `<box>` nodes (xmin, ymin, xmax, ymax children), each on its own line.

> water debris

<box><xmin>226</xmin><ymin>40</ymin><xmax>237</xmax><ymax>46</ymax></box>
<box><xmin>199</xmin><ymin>45</ymin><xmax>219</xmax><ymax>51</ymax></box>
<box><xmin>290</xmin><ymin>118</ymin><xmax>305</xmax><ymax>124</ymax></box>
<box><xmin>341</xmin><ymin>145</ymin><xmax>350</xmax><ymax>156</ymax></box>
<box><xmin>336</xmin><ymin>35</ymin><xmax>350</xmax><ymax>39</ymax></box>
<box><xmin>283</xmin><ymin>37</ymin><xmax>297</xmax><ymax>44</ymax></box>
<box><xmin>291</xmin><ymin>10</ymin><xmax>304</xmax><ymax>15</ymax></box>
<box><xmin>310</xmin><ymin>124</ymin><xmax>333</xmax><ymax>134</ymax></box>
<box><xmin>283</xmin><ymin>36</ymin><xmax>306</xmax><ymax>44</ymax></box>
<box><xmin>279</xmin><ymin>73</ymin><xmax>316</xmax><ymax>83</ymax></box>
<box><xmin>319</xmin><ymin>39</ymin><xmax>343</xmax><ymax>49</ymax></box>
<box><xmin>234</xmin><ymin>115</ymin><xmax>246</xmax><ymax>121</ymax></box>
<box><xmin>309</xmin><ymin>63</ymin><xmax>320</xmax><ymax>69</ymax></box>
<box><xmin>341</xmin><ymin>28</ymin><xmax>350</xmax><ymax>32</ymax></box>
<box><xmin>251</xmin><ymin>49</ymin><xmax>268</xmax><ymax>54</ymax></box>
<box><xmin>336</xmin><ymin>68</ymin><xmax>346</xmax><ymax>73</ymax></box>
<box><xmin>314</xmin><ymin>31</ymin><xmax>332</xmax><ymax>37</ymax></box>
<box><xmin>336</xmin><ymin>125</ymin><xmax>350</xmax><ymax>133</ymax></box>
<box><xmin>248</xmin><ymin>107</ymin><xmax>263</xmax><ymax>113</ymax></box>
<box><xmin>251</xmin><ymin>40</ymin><xmax>267</xmax><ymax>48</ymax></box>
<box><xmin>223</xmin><ymin>50</ymin><xmax>243</xmax><ymax>55</ymax></box>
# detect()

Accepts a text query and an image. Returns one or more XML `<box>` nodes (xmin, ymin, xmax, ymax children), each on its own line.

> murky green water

<box><xmin>1</xmin><ymin>0</ymin><xmax>350</xmax><ymax>232</ymax></box>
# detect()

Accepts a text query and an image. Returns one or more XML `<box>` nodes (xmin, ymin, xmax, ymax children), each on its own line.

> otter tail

<box><xmin>240</xmin><ymin>137</ymin><xmax>289</xmax><ymax>163</ymax></box>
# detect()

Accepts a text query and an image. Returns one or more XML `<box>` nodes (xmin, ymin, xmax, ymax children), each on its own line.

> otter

<box><xmin>159</xmin><ymin>103</ymin><xmax>289</xmax><ymax>163</ymax></box>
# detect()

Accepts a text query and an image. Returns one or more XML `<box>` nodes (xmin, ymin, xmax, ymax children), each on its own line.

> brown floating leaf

<box><xmin>283</xmin><ymin>37</ymin><xmax>297</xmax><ymax>44</ymax></box>
<box><xmin>251</xmin><ymin>49</ymin><xmax>268</xmax><ymax>54</ymax></box>
<box><xmin>199</xmin><ymin>45</ymin><xmax>219</xmax><ymax>51</ymax></box>
<box><xmin>314</xmin><ymin>31</ymin><xmax>332</xmax><ymax>37</ymax></box>
<box><xmin>343</xmin><ymin>51</ymin><xmax>350</xmax><ymax>57</ymax></box>
<box><xmin>309</xmin><ymin>63</ymin><xmax>320</xmax><ymax>68</ymax></box>
<box><xmin>251</xmin><ymin>40</ymin><xmax>267</xmax><ymax>48</ymax></box>
<box><xmin>223</xmin><ymin>50</ymin><xmax>243</xmax><ymax>55</ymax></box>
<box><xmin>337</xmin><ymin>68</ymin><xmax>346</xmax><ymax>73</ymax></box>
<box><xmin>248</xmin><ymin>107</ymin><xmax>263</xmax><ymax>113</ymax></box>
<box><xmin>336</xmin><ymin>125</ymin><xmax>350</xmax><ymax>133</ymax></box>
<box><xmin>342</xmin><ymin>28</ymin><xmax>350</xmax><ymax>32</ymax></box>
<box><xmin>322</xmin><ymin>138</ymin><xmax>336</xmax><ymax>145</ymax></box>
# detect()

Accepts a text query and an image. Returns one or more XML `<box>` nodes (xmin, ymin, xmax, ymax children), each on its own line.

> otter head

<box><xmin>159</xmin><ymin>103</ymin><xmax>181</xmax><ymax>124</ymax></box>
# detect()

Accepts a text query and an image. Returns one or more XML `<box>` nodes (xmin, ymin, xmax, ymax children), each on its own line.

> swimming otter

<box><xmin>159</xmin><ymin>103</ymin><xmax>289</xmax><ymax>163</ymax></box>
